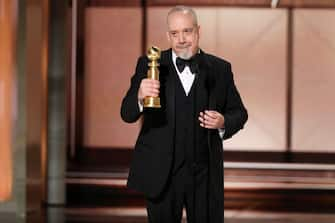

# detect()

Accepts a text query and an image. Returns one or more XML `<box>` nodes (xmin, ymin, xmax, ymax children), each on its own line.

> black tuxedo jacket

<box><xmin>121</xmin><ymin>49</ymin><xmax>247</xmax><ymax>222</ymax></box>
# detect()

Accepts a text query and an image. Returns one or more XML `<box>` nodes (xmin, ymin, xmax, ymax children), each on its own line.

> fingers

<box><xmin>198</xmin><ymin>110</ymin><xmax>224</xmax><ymax>129</ymax></box>
<box><xmin>203</xmin><ymin>110</ymin><xmax>218</xmax><ymax>119</ymax></box>
<box><xmin>142</xmin><ymin>79</ymin><xmax>160</xmax><ymax>89</ymax></box>
<box><xmin>138</xmin><ymin>79</ymin><xmax>160</xmax><ymax>100</ymax></box>
<box><xmin>199</xmin><ymin>112</ymin><xmax>216</xmax><ymax>129</ymax></box>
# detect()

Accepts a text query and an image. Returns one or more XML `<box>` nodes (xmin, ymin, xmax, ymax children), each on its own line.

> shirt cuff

<box><xmin>138</xmin><ymin>99</ymin><xmax>144</xmax><ymax>112</ymax></box>
<box><xmin>218</xmin><ymin>128</ymin><xmax>225</xmax><ymax>139</ymax></box>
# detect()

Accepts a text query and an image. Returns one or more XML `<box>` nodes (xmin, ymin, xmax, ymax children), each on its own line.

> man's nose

<box><xmin>178</xmin><ymin>33</ymin><xmax>185</xmax><ymax>43</ymax></box>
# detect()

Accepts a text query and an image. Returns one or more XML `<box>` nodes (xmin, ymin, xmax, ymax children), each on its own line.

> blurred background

<box><xmin>1</xmin><ymin>0</ymin><xmax>335</xmax><ymax>222</ymax></box>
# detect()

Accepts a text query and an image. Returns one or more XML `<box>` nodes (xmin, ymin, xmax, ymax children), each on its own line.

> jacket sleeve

<box><xmin>120</xmin><ymin>56</ymin><xmax>148</xmax><ymax>123</ymax></box>
<box><xmin>221</xmin><ymin>63</ymin><xmax>248</xmax><ymax>140</ymax></box>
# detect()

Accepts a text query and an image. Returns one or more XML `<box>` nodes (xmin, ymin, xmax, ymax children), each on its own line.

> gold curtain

<box><xmin>0</xmin><ymin>0</ymin><xmax>15</xmax><ymax>201</ymax></box>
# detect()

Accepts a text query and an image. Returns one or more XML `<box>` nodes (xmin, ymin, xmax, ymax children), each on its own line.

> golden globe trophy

<box><xmin>144</xmin><ymin>46</ymin><xmax>161</xmax><ymax>108</ymax></box>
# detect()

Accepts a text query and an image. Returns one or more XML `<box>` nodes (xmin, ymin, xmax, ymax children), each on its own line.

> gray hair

<box><xmin>167</xmin><ymin>5</ymin><xmax>198</xmax><ymax>27</ymax></box>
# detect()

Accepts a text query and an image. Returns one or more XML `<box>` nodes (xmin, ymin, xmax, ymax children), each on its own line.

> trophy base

<box><xmin>143</xmin><ymin>97</ymin><xmax>161</xmax><ymax>108</ymax></box>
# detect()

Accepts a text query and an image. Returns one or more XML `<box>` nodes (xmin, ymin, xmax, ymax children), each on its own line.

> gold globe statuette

<box><xmin>143</xmin><ymin>46</ymin><xmax>161</xmax><ymax>108</ymax></box>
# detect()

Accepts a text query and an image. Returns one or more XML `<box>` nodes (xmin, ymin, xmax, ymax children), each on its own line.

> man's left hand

<box><xmin>198</xmin><ymin>110</ymin><xmax>225</xmax><ymax>129</ymax></box>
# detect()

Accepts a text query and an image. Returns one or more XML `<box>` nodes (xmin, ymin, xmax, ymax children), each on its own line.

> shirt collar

<box><xmin>172</xmin><ymin>50</ymin><xmax>178</xmax><ymax>67</ymax></box>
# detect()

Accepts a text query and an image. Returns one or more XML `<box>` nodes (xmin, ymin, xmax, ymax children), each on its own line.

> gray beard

<box><xmin>177</xmin><ymin>51</ymin><xmax>193</xmax><ymax>60</ymax></box>
<box><xmin>177</xmin><ymin>47</ymin><xmax>199</xmax><ymax>59</ymax></box>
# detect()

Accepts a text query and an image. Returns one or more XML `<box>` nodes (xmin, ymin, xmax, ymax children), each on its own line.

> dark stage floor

<box><xmin>3</xmin><ymin>149</ymin><xmax>335</xmax><ymax>222</ymax></box>
<box><xmin>3</xmin><ymin>208</ymin><xmax>335</xmax><ymax>223</ymax></box>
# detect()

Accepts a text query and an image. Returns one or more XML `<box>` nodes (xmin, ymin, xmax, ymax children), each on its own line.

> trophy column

<box><xmin>144</xmin><ymin>46</ymin><xmax>161</xmax><ymax>108</ymax></box>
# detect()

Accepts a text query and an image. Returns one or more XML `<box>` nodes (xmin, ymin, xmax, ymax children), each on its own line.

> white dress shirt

<box><xmin>172</xmin><ymin>51</ymin><xmax>195</xmax><ymax>95</ymax></box>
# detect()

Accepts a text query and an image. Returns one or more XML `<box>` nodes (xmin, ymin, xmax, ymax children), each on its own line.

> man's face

<box><xmin>167</xmin><ymin>12</ymin><xmax>200</xmax><ymax>59</ymax></box>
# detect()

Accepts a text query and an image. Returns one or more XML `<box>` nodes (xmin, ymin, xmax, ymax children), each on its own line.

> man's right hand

<box><xmin>138</xmin><ymin>78</ymin><xmax>160</xmax><ymax>101</ymax></box>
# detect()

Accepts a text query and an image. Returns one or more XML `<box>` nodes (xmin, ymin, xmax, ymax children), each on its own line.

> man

<box><xmin>121</xmin><ymin>5</ymin><xmax>247</xmax><ymax>223</ymax></box>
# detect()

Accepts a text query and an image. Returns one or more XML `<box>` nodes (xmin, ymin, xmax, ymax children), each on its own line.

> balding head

<box><xmin>167</xmin><ymin>5</ymin><xmax>198</xmax><ymax>28</ymax></box>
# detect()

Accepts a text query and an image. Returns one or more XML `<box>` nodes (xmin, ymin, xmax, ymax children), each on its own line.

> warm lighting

<box><xmin>0</xmin><ymin>0</ymin><xmax>15</xmax><ymax>201</ymax></box>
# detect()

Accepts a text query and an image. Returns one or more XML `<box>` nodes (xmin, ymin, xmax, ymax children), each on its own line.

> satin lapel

<box><xmin>197</xmin><ymin>51</ymin><xmax>213</xmax><ymax>111</ymax></box>
<box><xmin>199</xmin><ymin>51</ymin><xmax>216</xmax><ymax>110</ymax></box>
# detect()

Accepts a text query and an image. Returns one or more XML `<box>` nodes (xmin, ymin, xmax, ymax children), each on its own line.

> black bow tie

<box><xmin>176</xmin><ymin>57</ymin><xmax>198</xmax><ymax>74</ymax></box>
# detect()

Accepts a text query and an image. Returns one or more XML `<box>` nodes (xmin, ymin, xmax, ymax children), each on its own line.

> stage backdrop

<box><xmin>80</xmin><ymin>6</ymin><xmax>335</xmax><ymax>153</ymax></box>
